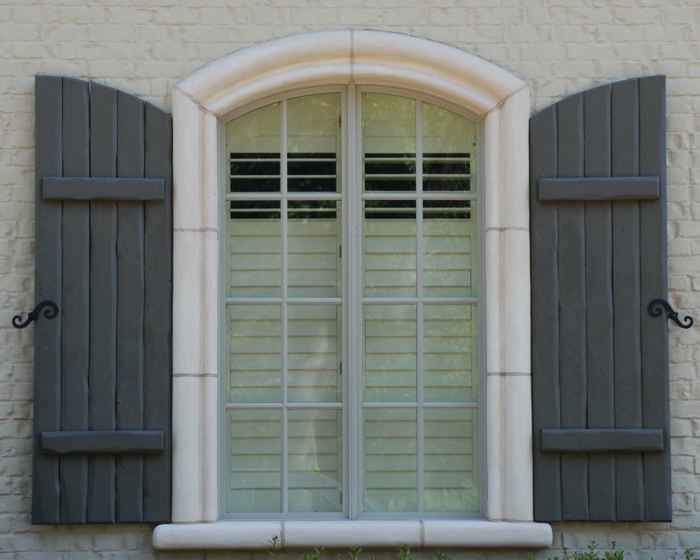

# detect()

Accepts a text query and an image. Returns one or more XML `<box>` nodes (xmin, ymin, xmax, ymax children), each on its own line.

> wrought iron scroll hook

<box><xmin>648</xmin><ymin>299</ymin><xmax>694</xmax><ymax>329</ymax></box>
<box><xmin>12</xmin><ymin>300</ymin><xmax>59</xmax><ymax>329</ymax></box>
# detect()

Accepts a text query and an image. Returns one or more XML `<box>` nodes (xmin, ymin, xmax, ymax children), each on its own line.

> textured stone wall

<box><xmin>0</xmin><ymin>0</ymin><xmax>699</xmax><ymax>558</ymax></box>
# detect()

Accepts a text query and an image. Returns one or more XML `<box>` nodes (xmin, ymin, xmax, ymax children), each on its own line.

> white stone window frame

<box><xmin>154</xmin><ymin>29</ymin><xmax>552</xmax><ymax>550</ymax></box>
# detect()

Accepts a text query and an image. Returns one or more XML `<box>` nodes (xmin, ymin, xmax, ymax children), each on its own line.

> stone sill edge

<box><xmin>153</xmin><ymin>519</ymin><xmax>553</xmax><ymax>550</ymax></box>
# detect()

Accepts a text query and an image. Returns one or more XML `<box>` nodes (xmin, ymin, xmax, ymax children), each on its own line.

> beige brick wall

<box><xmin>0</xmin><ymin>0</ymin><xmax>698</xmax><ymax>558</ymax></box>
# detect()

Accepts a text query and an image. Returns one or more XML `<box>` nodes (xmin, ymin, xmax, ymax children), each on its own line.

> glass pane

<box><xmin>424</xmin><ymin>408</ymin><xmax>478</xmax><ymax>512</ymax></box>
<box><xmin>288</xmin><ymin>201</ymin><xmax>341</xmax><ymax>298</ymax></box>
<box><xmin>422</xmin><ymin>201</ymin><xmax>476</xmax><ymax>298</ymax></box>
<box><xmin>423</xmin><ymin>305</ymin><xmax>477</xmax><ymax>403</ymax></box>
<box><xmin>227</xmin><ymin>408</ymin><xmax>282</xmax><ymax>513</ymax></box>
<box><xmin>364</xmin><ymin>305</ymin><xmax>416</xmax><ymax>403</ymax></box>
<box><xmin>287</xmin><ymin>94</ymin><xmax>341</xmax><ymax>193</ymax></box>
<box><xmin>422</xmin><ymin>102</ymin><xmax>475</xmax><ymax>192</ymax></box>
<box><xmin>288</xmin><ymin>305</ymin><xmax>341</xmax><ymax>404</ymax></box>
<box><xmin>227</xmin><ymin>102</ymin><xmax>281</xmax><ymax>193</ymax></box>
<box><xmin>362</xmin><ymin>93</ymin><xmax>416</xmax><ymax>192</ymax></box>
<box><xmin>363</xmin><ymin>408</ymin><xmax>417</xmax><ymax>512</ymax></box>
<box><xmin>363</xmin><ymin>201</ymin><xmax>416</xmax><ymax>298</ymax></box>
<box><xmin>228</xmin><ymin>201</ymin><xmax>281</xmax><ymax>298</ymax></box>
<box><xmin>288</xmin><ymin>409</ymin><xmax>342</xmax><ymax>512</ymax></box>
<box><xmin>228</xmin><ymin>305</ymin><xmax>281</xmax><ymax>403</ymax></box>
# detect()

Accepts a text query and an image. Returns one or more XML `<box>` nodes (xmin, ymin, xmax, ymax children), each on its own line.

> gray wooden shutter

<box><xmin>530</xmin><ymin>75</ymin><xmax>670</xmax><ymax>522</ymax></box>
<box><xmin>32</xmin><ymin>76</ymin><xmax>172</xmax><ymax>524</ymax></box>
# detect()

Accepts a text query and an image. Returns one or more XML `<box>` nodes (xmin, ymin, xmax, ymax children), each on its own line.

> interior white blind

<box><xmin>224</xmin><ymin>90</ymin><xmax>478</xmax><ymax>518</ymax></box>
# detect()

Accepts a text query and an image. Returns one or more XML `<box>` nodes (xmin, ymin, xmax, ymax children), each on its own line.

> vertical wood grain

<box><xmin>639</xmin><ymin>76</ymin><xmax>671</xmax><ymax>521</ymax></box>
<box><xmin>88</xmin><ymin>83</ymin><xmax>119</xmax><ymax>523</ymax></box>
<box><xmin>143</xmin><ymin>103</ymin><xmax>173</xmax><ymax>523</ymax></box>
<box><xmin>583</xmin><ymin>84</ymin><xmax>616</xmax><ymax>521</ymax></box>
<box><xmin>32</xmin><ymin>75</ymin><xmax>63</xmax><ymax>525</ymax></box>
<box><xmin>556</xmin><ymin>93</ymin><xmax>589</xmax><ymax>521</ymax></box>
<box><xmin>530</xmin><ymin>105</ymin><xmax>562</xmax><ymax>521</ymax></box>
<box><xmin>116</xmin><ymin>91</ymin><xmax>145</xmax><ymax>523</ymax></box>
<box><xmin>611</xmin><ymin>78</ymin><xmax>644</xmax><ymax>522</ymax></box>
<box><xmin>59</xmin><ymin>77</ymin><xmax>90</xmax><ymax>524</ymax></box>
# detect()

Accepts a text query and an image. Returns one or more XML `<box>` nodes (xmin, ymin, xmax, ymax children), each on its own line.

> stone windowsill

<box><xmin>153</xmin><ymin>519</ymin><xmax>553</xmax><ymax>550</ymax></box>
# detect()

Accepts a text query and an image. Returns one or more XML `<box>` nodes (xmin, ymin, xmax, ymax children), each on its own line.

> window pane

<box><xmin>423</xmin><ymin>305</ymin><xmax>477</xmax><ymax>403</ymax></box>
<box><xmin>424</xmin><ymin>408</ymin><xmax>478</xmax><ymax>512</ymax></box>
<box><xmin>227</xmin><ymin>102</ymin><xmax>281</xmax><ymax>193</ymax></box>
<box><xmin>228</xmin><ymin>305</ymin><xmax>281</xmax><ymax>403</ymax></box>
<box><xmin>362</xmin><ymin>93</ymin><xmax>416</xmax><ymax>192</ymax></box>
<box><xmin>288</xmin><ymin>94</ymin><xmax>341</xmax><ymax>193</ymax></box>
<box><xmin>363</xmin><ymin>408</ymin><xmax>417</xmax><ymax>512</ymax></box>
<box><xmin>288</xmin><ymin>201</ymin><xmax>341</xmax><ymax>298</ymax></box>
<box><xmin>228</xmin><ymin>201</ymin><xmax>281</xmax><ymax>298</ymax></box>
<box><xmin>227</xmin><ymin>409</ymin><xmax>282</xmax><ymax>513</ymax></box>
<box><xmin>288</xmin><ymin>305</ymin><xmax>341</xmax><ymax>404</ymax></box>
<box><xmin>422</xmin><ymin>202</ymin><xmax>476</xmax><ymax>298</ymax></box>
<box><xmin>363</xmin><ymin>201</ymin><xmax>416</xmax><ymax>298</ymax></box>
<box><xmin>288</xmin><ymin>409</ymin><xmax>342</xmax><ymax>512</ymax></box>
<box><xmin>364</xmin><ymin>305</ymin><xmax>416</xmax><ymax>403</ymax></box>
<box><xmin>422</xmin><ymin>102</ymin><xmax>475</xmax><ymax>192</ymax></box>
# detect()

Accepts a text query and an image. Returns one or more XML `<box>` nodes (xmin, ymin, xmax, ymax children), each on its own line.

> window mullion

<box><xmin>281</xmin><ymin>99</ymin><xmax>289</xmax><ymax>515</ymax></box>
<box><xmin>347</xmin><ymin>83</ymin><xmax>363</xmax><ymax>521</ymax></box>
<box><xmin>415</xmin><ymin>100</ymin><xmax>425</xmax><ymax>515</ymax></box>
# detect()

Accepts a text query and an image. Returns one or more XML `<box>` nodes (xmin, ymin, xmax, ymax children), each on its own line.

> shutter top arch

<box><xmin>33</xmin><ymin>75</ymin><xmax>173</xmax><ymax>524</ymax></box>
<box><xmin>530</xmin><ymin>75</ymin><xmax>670</xmax><ymax>522</ymax></box>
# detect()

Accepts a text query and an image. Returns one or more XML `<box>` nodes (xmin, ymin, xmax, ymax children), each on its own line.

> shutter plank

<box><xmin>583</xmin><ymin>84</ymin><xmax>616</xmax><ymax>521</ymax></box>
<box><xmin>33</xmin><ymin>76</ymin><xmax>63</xmax><ymax>524</ymax></box>
<box><xmin>529</xmin><ymin>105</ymin><xmax>561</xmax><ymax>521</ymax></box>
<box><xmin>116</xmin><ymin>91</ymin><xmax>145</xmax><ymax>523</ymax></box>
<box><xmin>60</xmin><ymin>77</ymin><xmax>90</xmax><ymax>524</ymax></box>
<box><xmin>88</xmin><ymin>83</ymin><xmax>118</xmax><ymax>523</ymax></box>
<box><xmin>611</xmin><ymin>78</ymin><xmax>644</xmax><ymax>521</ymax></box>
<box><xmin>639</xmin><ymin>76</ymin><xmax>671</xmax><ymax>521</ymax></box>
<box><xmin>556</xmin><ymin>93</ymin><xmax>588</xmax><ymax>521</ymax></box>
<box><xmin>143</xmin><ymin>103</ymin><xmax>173</xmax><ymax>522</ymax></box>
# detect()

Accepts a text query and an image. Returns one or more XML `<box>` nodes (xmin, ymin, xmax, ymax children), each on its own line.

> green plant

<box><xmin>545</xmin><ymin>542</ymin><xmax>624</xmax><ymax>560</ymax></box>
<box><xmin>265</xmin><ymin>535</ymin><xmax>700</xmax><ymax>560</ymax></box>
<box><xmin>433</xmin><ymin>551</ymin><xmax>452</xmax><ymax>560</ymax></box>
<box><xmin>269</xmin><ymin>535</ymin><xmax>284</xmax><ymax>560</ymax></box>
<box><xmin>602</xmin><ymin>542</ymin><xmax>623</xmax><ymax>560</ymax></box>
<box><xmin>395</xmin><ymin>545</ymin><xmax>413</xmax><ymax>560</ymax></box>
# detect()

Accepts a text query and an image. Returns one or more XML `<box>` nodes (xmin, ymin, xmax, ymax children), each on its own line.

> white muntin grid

<box><xmin>223</xmin><ymin>87</ymin><xmax>479</xmax><ymax>520</ymax></box>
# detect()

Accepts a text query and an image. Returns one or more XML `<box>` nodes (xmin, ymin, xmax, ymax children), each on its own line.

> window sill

<box><xmin>152</xmin><ymin>519</ymin><xmax>553</xmax><ymax>550</ymax></box>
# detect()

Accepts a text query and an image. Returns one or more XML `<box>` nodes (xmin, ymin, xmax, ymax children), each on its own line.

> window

<box><xmin>223</xmin><ymin>89</ymin><xmax>480</xmax><ymax>518</ymax></box>
<box><xmin>160</xmin><ymin>29</ymin><xmax>546</xmax><ymax>551</ymax></box>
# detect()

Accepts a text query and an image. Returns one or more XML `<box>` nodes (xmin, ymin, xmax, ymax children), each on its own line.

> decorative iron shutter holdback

<box><xmin>12</xmin><ymin>300</ymin><xmax>59</xmax><ymax>329</ymax></box>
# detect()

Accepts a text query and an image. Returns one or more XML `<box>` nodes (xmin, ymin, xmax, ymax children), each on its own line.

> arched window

<box><xmin>156</xmin><ymin>30</ymin><xmax>550</xmax><ymax>550</ymax></box>
<box><xmin>224</xmin><ymin>90</ymin><xmax>480</xmax><ymax>518</ymax></box>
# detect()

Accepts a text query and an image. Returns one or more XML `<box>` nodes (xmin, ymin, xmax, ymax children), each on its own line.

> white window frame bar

<box><xmin>280</xmin><ymin>98</ymin><xmax>289</xmax><ymax>515</ymax></box>
<box><xmin>415</xmin><ymin>99</ymin><xmax>425</xmax><ymax>515</ymax></box>
<box><xmin>347</xmin><ymin>82</ymin><xmax>363</xmax><ymax>521</ymax></box>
